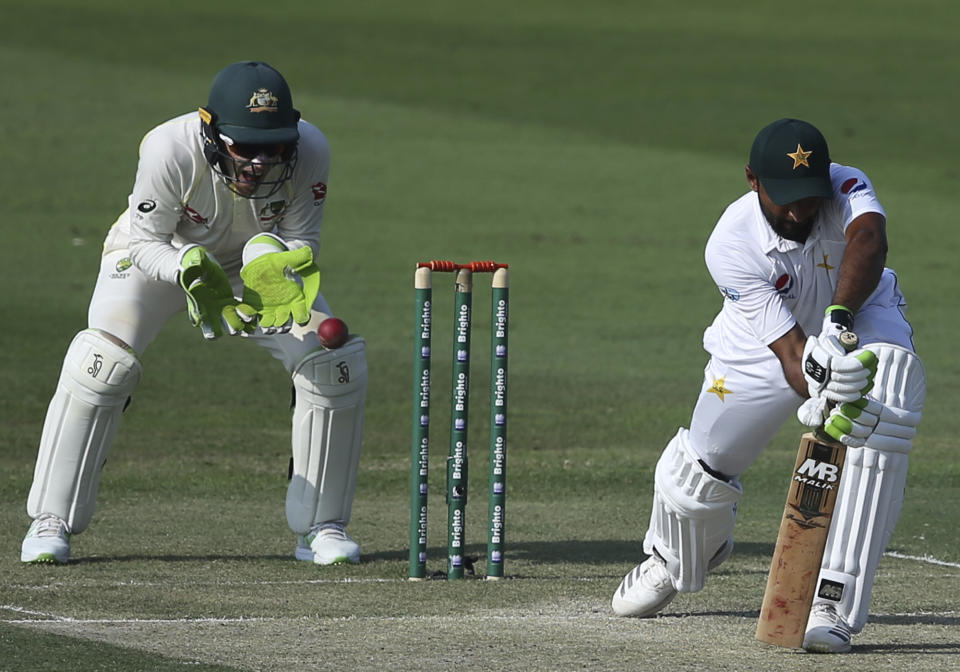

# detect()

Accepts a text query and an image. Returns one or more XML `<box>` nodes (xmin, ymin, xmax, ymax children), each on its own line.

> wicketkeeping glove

<box><xmin>802</xmin><ymin>335</ymin><xmax>878</xmax><ymax>403</ymax></box>
<box><xmin>240</xmin><ymin>235</ymin><xmax>321</xmax><ymax>334</ymax></box>
<box><xmin>177</xmin><ymin>245</ymin><xmax>257</xmax><ymax>340</ymax></box>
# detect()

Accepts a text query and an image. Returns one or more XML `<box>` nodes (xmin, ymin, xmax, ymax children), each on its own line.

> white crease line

<box><xmin>3</xmin><ymin>552</ymin><xmax>953</xmax><ymax>597</ymax></box>
<box><xmin>5</xmin><ymin>610</ymin><xmax>959</xmax><ymax>627</ymax></box>
<box><xmin>885</xmin><ymin>551</ymin><xmax>960</xmax><ymax>569</ymax></box>
<box><xmin>6</xmin><ymin>577</ymin><xmax>397</xmax><ymax>590</ymax></box>
<box><xmin>1</xmin><ymin>605</ymin><xmax>287</xmax><ymax>624</ymax></box>
<box><xmin>1</xmin><ymin>605</ymin><xmax>58</xmax><ymax>618</ymax></box>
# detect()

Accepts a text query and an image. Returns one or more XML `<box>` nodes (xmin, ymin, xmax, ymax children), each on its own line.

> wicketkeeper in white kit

<box><xmin>21</xmin><ymin>61</ymin><xmax>368</xmax><ymax>566</ymax></box>
<box><xmin>611</xmin><ymin>119</ymin><xmax>926</xmax><ymax>652</ymax></box>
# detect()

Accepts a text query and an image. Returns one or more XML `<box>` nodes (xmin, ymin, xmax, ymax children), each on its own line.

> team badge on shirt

<box><xmin>259</xmin><ymin>200</ymin><xmax>287</xmax><ymax>225</ymax></box>
<box><xmin>110</xmin><ymin>257</ymin><xmax>133</xmax><ymax>280</ymax></box>
<box><xmin>708</xmin><ymin>377</ymin><xmax>732</xmax><ymax>401</ymax></box>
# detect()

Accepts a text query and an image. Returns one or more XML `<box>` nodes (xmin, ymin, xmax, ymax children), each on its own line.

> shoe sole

<box><xmin>317</xmin><ymin>555</ymin><xmax>360</xmax><ymax>566</ymax></box>
<box><xmin>802</xmin><ymin>642</ymin><xmax>852</xmax><ymax>654</ymax></box>
<box><xmin>21</xmin><ymin>553</ymin><xmax>68</xmax><ymax>565</ymax></box>
<box><xmin>294</xmin><ymin>547</ymin><xmax>360</xmax><ymax>565</ymax></box>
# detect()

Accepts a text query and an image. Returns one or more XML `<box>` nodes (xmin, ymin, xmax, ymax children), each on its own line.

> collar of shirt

<box><xmin>752</xmin><ymin>196</ymin><xmax>824</xmax><ymax>256</ymax></box>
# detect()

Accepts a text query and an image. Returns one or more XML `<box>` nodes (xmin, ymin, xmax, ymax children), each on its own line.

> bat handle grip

<box><xmin>838</xmin><ymin>330</ymin><xmax>859</xmax><ymax>353</ymax></box>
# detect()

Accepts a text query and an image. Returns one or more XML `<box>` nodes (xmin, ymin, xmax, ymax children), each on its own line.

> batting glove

<box><xmin>177</xmin><ymin>245</ymin><xmax>256</xmax><ymax>340</ymax></box>
<box><xmin>797</xmin><ymin>395</ymin><xmax>830</xmax><ymax>429</ymax></box>
<box><xmin>822</xmin><ymin>397</ymin><xmax>882</xmax><ymax>446</ymax></box>
<box><xmin>823</xmin><ymin>396</ymin><xmax>922</xmax><ymax>450</ymax></box>
<box><xmin>803</xmin><ymin>335</ymin><xmax>878</xmax><ymax>403</ymax></box>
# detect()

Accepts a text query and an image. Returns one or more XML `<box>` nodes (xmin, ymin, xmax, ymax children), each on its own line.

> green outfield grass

<box><xmin>1</xmin><ymin>1</ymin><xmax>958</xmax><ymax>670</ymax></box>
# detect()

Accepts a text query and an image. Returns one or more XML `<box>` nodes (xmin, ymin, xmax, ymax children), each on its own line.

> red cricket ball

<box><xmin>317</xmin><ymin>317</ymin><xmax>349</xmax><ymax>349</ymax></box>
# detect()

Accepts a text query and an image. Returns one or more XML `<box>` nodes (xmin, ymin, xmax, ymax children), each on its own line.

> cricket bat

<box><xmin>755</xmin><ymin>331</ymin><xmax>858</xmax><ymax>648</ymax></box>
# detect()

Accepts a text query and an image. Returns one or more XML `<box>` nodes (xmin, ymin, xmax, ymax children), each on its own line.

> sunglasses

<box><xmin>227</xmin><ymin>143</ymin><xmax>288</xmax><ymax>160</ymax></box>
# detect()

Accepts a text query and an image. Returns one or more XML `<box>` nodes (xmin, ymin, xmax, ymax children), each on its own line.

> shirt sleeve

<box><xmin>830</xmin><ymin>164</ymin><xmax>886</xmax><ymax>230</ymax></box>
<box><xmin>127</xmin><ymin>121</ymin><xmax>196</xmax><ymax>284</ymax></box>
<box><xmin>705</xmin><ymin>238</ymin><xmax>796</xmax><ymax>346</ymax></box>
<box><xmin>275</xmin><ymin>122</ymin><xmax>329</xmax><ymax>259</ymax></box>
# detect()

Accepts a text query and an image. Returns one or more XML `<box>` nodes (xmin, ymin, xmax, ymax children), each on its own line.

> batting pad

<box><xmin>27</xmin><ymin>329</ymin><xmax>142</xmax><ymax>532</ymax></box>
<box><xmin>814</xmin><ymin>344</ymin><xmax>925</xmax><ymax>633</ymax></box>
<box><xmin>287</xmin><ymin>337</ymin><xmax>367</xmax><ymax>534</ymax></box>
<box><xmin>644</xmin><ymin>428</ymin><xmax>742</xmax><ymax>592</ymax></box>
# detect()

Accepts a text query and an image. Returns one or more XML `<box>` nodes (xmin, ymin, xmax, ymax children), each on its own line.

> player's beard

<box><xmin>758</xmin><ymin>196</ymin><xmax>817</xmax><ymax>243</ymax></box>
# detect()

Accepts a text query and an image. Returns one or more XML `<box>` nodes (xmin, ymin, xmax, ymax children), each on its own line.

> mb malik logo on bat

<box><xmin>788</xmin><ymin>456</ymin><xmax>841</xmax><ymax>527</ymax></box>
<box><xmin>795</xmin><ymin>458</ymin><xmax>839</xmax><ymax>484</ymax></box>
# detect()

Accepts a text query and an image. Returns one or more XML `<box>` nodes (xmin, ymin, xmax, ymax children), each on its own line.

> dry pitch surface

<box><xmin>4</xmin><ymin>553</ymin><xmax>958</xmax><ymax>671</ymax></box>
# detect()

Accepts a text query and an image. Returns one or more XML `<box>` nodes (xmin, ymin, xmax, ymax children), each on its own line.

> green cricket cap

<box><xmin>207</xmin><ymin>61</ymin><xmax>300</xmax><ymax>145</ymax></box>
<box><xmin>749</xmin><ymin>118</ymin><xmax>832</xmax><ymax>205</ymax></box>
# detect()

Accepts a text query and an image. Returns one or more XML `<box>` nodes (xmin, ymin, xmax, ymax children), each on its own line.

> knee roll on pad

<box><xmin>286</xmin><ymin>337</ymin><xmax>367</xmax><ymax>534</ymax></box>
<box><xmin>27</xmin><ymin>330</ymin><xmax>142</xmax><ymax>532</ymax></box>
<box><xmin>814</xmin><ymin>344</ymin><xmax>925</xmax><ymax>632</ymax></box>
<box><xmin>643</xmin><ymin>429</ymin><xmax>742</xmax><ymax>592</ymax></box>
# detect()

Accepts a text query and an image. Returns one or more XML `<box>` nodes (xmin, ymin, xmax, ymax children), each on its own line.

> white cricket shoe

<box><xmin>611</xmin><ymin>555</ymin><xmax>678</xmax><ymax>617</ymax></box>
<box><xmin>295</xmin><ymin>523</ymin><xmax>360</xmax><ymax>565</ymax></box>
<box><xmin>21</xmin><ymin>514</ymin><xmax>71</xmax><ymax>564</ymax></box>
<box><xmin>803</xmin><ymin>602</ymin><xmax>853</xmax><ymax>653</ymax></box>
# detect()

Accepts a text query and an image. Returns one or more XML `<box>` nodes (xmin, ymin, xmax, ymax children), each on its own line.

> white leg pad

<box><xmin>814</xmin><ymin>344</ymin><xmax>925</xmax><ymax>632</ymax></box>
<box><xmin>643</xmin><ymin>428</ymin><xmax>742</xmax><ymax>592</ymax></box>
<box><xmin>287</xmin><ymin>337</ymin><xmax>367</xmax><ymax>534</ymax></box>
<box><xmin>27</xmin><ymin>330</ymin><xmax>142</xmax><ymax>532</ymax></box>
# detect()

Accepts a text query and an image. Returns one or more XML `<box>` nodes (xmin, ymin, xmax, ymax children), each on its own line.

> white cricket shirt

<box><xmin>702</xmin><ymin>163</ymin><xmax>885</xmax><ymax>363</ymax></box>
<box><xmin>102</xmin><ymin>112</ymin><xmax>330</xmax><ymax>284</ymax></box>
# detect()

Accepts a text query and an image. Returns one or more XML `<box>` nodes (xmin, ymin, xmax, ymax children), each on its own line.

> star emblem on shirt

<box><xmin>787</xmin><ymin>144</ymin><xmax>813</xmax><ymax>169</ymax></box>
<box><xmin>817</xmin><ymin>253</ymin><xmax>835</xmax><ymax>273</ymax></box>
<box><xmin>708</xmin><ymin>377</ymin><xmax>732</xmax><ymax>402</ymax></box>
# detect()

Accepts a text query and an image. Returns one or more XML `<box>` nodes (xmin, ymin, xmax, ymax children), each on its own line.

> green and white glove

<box><xmin>239</xmin><ymin>233</ymin><xmax>321</xmax><ymax>334</ymax></box>
<box><xmin>177</xmin><ymin>245</ymin><xmax>257</xmax><ymax>340</ymax></box>
<box><xmin>822</xmin><ymin>397</ymin><xmax>882</xmax><ymax>446</ymax></box>
<box><xmin>802</xmin><ymin>336</ymin><xmax>878</xmax><ymax>403</ymax></box>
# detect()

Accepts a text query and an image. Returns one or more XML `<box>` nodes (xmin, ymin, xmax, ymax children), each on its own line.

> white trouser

<box><xmin>688</xmin><ymin>270</ymin><xmax>917</xmax><ymax>478</ymax></box>
<box><xmin>28</xmin><ymin>249</ymin><xmax>356</xmax><ymax>534</ymax></box>
<box><xmin>646</xmin><ymin>273</ymin><xmax>919</xmax><ymax>594</ymax></box>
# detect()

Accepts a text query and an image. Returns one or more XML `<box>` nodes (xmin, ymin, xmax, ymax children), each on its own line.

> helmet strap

<box><xmin>198</xmin><ymin>107</ymin><xmax>222</xmax><ymax>167</ymax></box>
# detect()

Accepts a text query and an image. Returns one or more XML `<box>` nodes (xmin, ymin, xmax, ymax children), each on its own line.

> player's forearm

<box><xmin>129</xmin><ymin>237</ymin><xmax>181</xmax><ymax>284</ymax></box>
<box><xmin>833</xmin><ymin>213</ymin><xmax>887</xmax><ymax>314</ymax></box>
<box><xmin>768</xmin><ymin>324</ymin><xmax>810</xmax><ymax>398</ymax></box>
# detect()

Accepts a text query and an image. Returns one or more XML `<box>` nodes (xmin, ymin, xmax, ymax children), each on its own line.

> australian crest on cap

<box><xmin>248</xmin><ymin>88</ymin><xmax>280</xmax><ymax>113</ymax></box>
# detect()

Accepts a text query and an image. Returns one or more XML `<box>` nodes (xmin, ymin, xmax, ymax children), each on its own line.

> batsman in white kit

<box><xmin>21</xmin><ymin>61</ymin><xmax>367</xmax><ymax>567</ymax></box>
<box><xmin>611</xmin><ymin>119</ymin><xmax>926</xmax><ymax>653</ymax></box>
